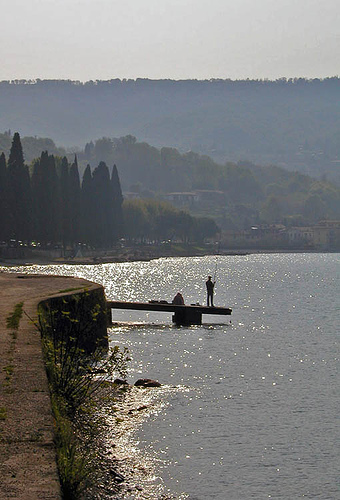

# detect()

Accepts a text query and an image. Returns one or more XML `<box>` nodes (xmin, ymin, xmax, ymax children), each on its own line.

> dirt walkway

<box><xmin>0</xmin><ymin>273</ymin><xmax>101</xmax><ymax>499</ymax></box>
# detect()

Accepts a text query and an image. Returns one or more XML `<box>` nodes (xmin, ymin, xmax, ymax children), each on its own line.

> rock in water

<box><xmin>114</xmin><ymin>378</ymin><xmax>129</xmax><ymax>385</ymax></box>
<box><xmin>134</xmin><ymin>378</ymin><xmax>161</xmax><ymax>387</ymax></box>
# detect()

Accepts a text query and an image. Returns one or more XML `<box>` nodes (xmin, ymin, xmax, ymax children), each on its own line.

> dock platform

<box><xmin>107</xmin><ymin>300</ymin><xmax>232</xmax><ymax>326</ymax></box>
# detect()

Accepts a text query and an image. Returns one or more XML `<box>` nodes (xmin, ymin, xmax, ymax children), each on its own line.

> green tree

<box><xmin>47</xmin><ymin>154</ymin><xmax>61</xmax><ymax>242</ymax></box>
<box><xmin>0</xmin><ymin>152</ymin><xmax>10</xmax><ymax>241</ymax></box>
<box><xmin>303</xmin><ymin>194</ymin><xmax>327</xmax><ymax>222</ymax></box>
<box><xmin>31</xmin><ymin>152</ymin><xmax>61</xmax><ymax>244</ymax></box>
<box><xmin>84</xmin><ymin>141</ymin><xmax>94</xmax><ymax>160</ymax></box>
<box><xmin>59</xmin><ymin>157</ymin><xmax>71</xmax><ymax>250</ymax></box>
<box><xmin>192</xmin><ymin>216</ymin><xmax>220</xmax><ymax>242</ymax></box>
<box><xmin>122</xmin><ymin>199</ymin><xmax>149</xmax><ymax>243</ymax></box>
<box><xmin>7</xmin><ymin>132</ymin><xmax>32</xmax><ymax>241</ymax></box>
<box><xmin>81</xmin><ymin>165</ymin><xmax>95</xmax><ymax>245</ymax></box>
<box><xmin>93</xmin><ymin>137</ymin><xmax>113</xmax><ymax>165</ymax></box>
<box><xmin>110</xmin><ymin>163</ymin><xmax>123</xmax><ymax>239</ymax></box>
<box><xmin>260</xmin><ymin>196</ymin><xmax>282</xmax><ymax>224</ymax></box>
<box><xmin>92</xmin><ymin>161</ymin><xmax>112</xmax><ymax>247</ymax></box>
<box><xmin>31</xmin><ymin>154</ymin><xmax>45</xmax><ymax>242</ymax></box>
<box><xmin>176</xmin><ymin>211</ymin><xmax>194</xmax><ymax>243</ymax></box>
<box><xmin>69</xmin><ymin>156</ymin><xmax>81</xmax><ymax>247</ymax></box>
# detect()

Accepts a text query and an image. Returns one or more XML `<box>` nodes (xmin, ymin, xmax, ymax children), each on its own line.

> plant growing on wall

<box><xmin>35</xmin><ymin>293</ymin><xmax>130</xmax><ymax>498</ymax></box>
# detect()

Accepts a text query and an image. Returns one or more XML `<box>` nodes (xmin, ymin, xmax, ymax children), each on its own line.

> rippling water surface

<box><xmin>2</xmin><ymin>253</ymin><xmax>339</xmax><ymax>499</ymax></box>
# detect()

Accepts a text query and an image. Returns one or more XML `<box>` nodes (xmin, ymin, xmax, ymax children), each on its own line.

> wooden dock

<box><xmin>107</xmin><ymin>300</ymin><xmax>232</xmax><ymax>326</ymax></box>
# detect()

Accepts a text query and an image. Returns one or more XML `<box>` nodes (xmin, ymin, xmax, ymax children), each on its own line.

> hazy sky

<box><xmin>1</xmin><ymin>0</ymin><xmax>339</xmax><ymax>81</ymax></box>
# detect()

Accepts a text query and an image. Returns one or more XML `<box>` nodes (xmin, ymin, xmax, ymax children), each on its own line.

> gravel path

<box><xmin>0</xmin><ymin>273</ymin><xmax>101</xmax><ymax>499</ymax></box>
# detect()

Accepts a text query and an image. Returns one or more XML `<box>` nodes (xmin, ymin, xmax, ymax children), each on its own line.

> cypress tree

<box><xmin>92</xmin><ymin>161</ymin><xmax>111</xmax><ymax>247</ymax></box>
<box><xmin>81</xmin><ymin>164</ymin><xmax>94</xmax><ymax>245</ymax></box>
<box><xmin>84</xmin><ymin>141</ymin><xmax>94</xmax><ymax>160</ymax></box>
<box><xmin>32</xmin><ymin>151</ymin><xmax>61</xmax><ymax>245</ymax></box>
<box><xmin>32</xmin><ymin>151</ymin><xmax>50</xmax><ymax>245</ymax></box>
<box><xmin>110</xmin><ymin>163</ymin><xmax>123</xmax><ymax>240</ymax></box>
<box><xmin>8</xmin><ymin>132</ymin><xmax>24</xmax><ymax>169</ymax></box>
<box><xmin>0</xmin><ymin>153</ymin><xmax>10</xmax><ymax>241</ymax></box>
<box><xmin>69</xmin><ymin>155</ymin><xmax>81</xmax><ymax>247</ymax></box>
<box><xmin>7</xmin><ymin>132</ymin><xmax>32</xmax><ymax>241</ymax></box>
<box><xmin>22</xmin><ymin>165</ymin><xmax>33</xmax><ymax>241</ymax></box>
<box><xmin>59</xmin><ymin>157</ymin><xmax>70</xmax><ymax>251</ymax></box>
<box><xmin>31</xmin><ymin>154</ymin><xmax>45</xmax><ymax>242</ymax></box>
<box><xmin>46</xmin><ymin>154</ymin><xmax>61</xmax><ymax>243</ymax></box>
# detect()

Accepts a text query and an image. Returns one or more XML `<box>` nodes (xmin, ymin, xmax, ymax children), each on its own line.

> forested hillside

<box><xmin>0</xmin><ymin>133</ymin><xmax>218</xmax><ymax>247</ymax></box>
<box><xmin>79</xmin><ymin>135</ymin><xmax>339</xmax><ymax>230</ymax></box>
<box><xmin>0</xmin><ymin>131</ymin><xmax>67</xmax><ymax>163</ymax></box>
<box><xmin>1</xmin><ymin>78</ymin><xmax>339</xmax><ymax>184</ymax></box>
<box><xmin>1</xmin><ymin>132</ymin><xmax>339</xmax><ymax>233</ymax></box>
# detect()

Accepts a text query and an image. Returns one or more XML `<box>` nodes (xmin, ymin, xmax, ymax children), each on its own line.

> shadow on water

<box><xmin>110</xmin><ymin>321</ymin><xmax>232</xmax><ymax>331</ymax></box>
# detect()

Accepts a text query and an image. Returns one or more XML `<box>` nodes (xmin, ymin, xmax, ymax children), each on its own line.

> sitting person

<box><xmin>172</xmin><ymin>292</ymin><xmax>185</xmax><ymax>305</ymax></box>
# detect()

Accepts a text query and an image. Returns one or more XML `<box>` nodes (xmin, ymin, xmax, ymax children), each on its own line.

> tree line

<box><xmin>81</xmin><ymin>135</ymin><xmax>340</xmax><ymax>230</ymax></box>
<box><xmin>123</xmin><ymin>198</ymin><xmax>219</xmax><ymax>244</ymax></box>
<box><xmin>1</xmin><ymin>78</ymin><xmax>339</xmax><ymax>185</ymax></box>
<box><xmin>0</xmin><ymin>132</ymin><xmax>124</xmax><ymax>248</ymax></box>
<box><xmin>0</xmin><ymin>133</ymin><xmax>219</xmax><ymax>248</ymax></box>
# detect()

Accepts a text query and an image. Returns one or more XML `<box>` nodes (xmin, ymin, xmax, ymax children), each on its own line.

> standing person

<box><xmin>206</xmin><ymin>276</ymin><xmax>215</xmax><ymax>307</ymax></box>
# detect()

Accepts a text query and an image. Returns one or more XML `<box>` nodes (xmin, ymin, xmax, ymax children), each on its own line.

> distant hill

<box><xmin>1</xmin><ymin>132</ymin><xmax>338</xmax><ymax>231</ymax></box>
<box><xmin>0</xmin><ymin>78</ymin><xmax>339</xmax><ymax>185</ymax></box>
<box><xmin>0</xmin><ymin>131</ymin><xmax>67</xmax><ymax>163</ymax></box>
<box><xmin>77</xmin><ymin>135</ymin><xmax>340</xmax><ymax>229</ymax></box>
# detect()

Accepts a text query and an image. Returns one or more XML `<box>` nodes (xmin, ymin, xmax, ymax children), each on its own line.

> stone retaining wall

<box><xmin>0</xmin><ymin>273</ymin><xmax>108</xmax><ymax>499</ymax></box>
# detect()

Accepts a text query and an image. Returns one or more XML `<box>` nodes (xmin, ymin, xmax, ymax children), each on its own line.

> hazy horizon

<box><xmin>1</xmin><ymin>0</ymin><xmax>339</xmax><ymax>81</ymax></box>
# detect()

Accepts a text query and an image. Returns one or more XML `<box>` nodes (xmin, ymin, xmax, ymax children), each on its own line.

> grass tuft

<box><xmin>6</xmin><ymin>302</ymin><xmax>24</xmax><ymax>330</ymax></box>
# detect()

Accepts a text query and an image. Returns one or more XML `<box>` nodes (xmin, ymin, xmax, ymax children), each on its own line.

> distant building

<box><xmin>313</xmin><ymin>220</ymin><xmax>340</xmax><ymax>249</ymax></box>
<box><xmin>194</xmin><ymin>190</ymin><xmax>225</xmax><ymax>204</ymax></box>
<box><xmin>123</xmin><ymin>191</ymin><xmax>141</xmax><ymax>200</ymax></box>
<box><xmin>287</xmin><ymin>221</ymin><xmax>340</xmax><ymax>250</ymax></box>
<box><xmin>223</xmin><ymin>224</ymin><xmax>288</xmax><ymax>249</ymax></box>
<box><xmin>163</xmin><ymin>192</ymin><xmax>199</xmax><ymax>206</ymax></box>
<box><xmin>287</xmin><ymin>227</ymin><xmax>314</xmax><ymax>247</ymax></box>
<box><xmin>163</xmin><ymin>190</ymin><xmax>225</xmax><ymax>207</ymax></box>
<box><xmin>223</xmin><ymin>222</ymin><xmax>340</xmax><ymax>250</ymax></box>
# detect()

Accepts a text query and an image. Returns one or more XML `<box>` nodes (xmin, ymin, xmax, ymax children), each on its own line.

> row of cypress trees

<box><xmin>0</xmin><ymin>132</ymin><xmax>123</xmax><ymax>248</ymax></box>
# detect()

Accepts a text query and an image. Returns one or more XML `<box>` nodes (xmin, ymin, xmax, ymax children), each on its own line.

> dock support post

<box><xmin>172</xmin><ymin>308</ymin><xmax>202</xmax><ymax>326</ymax></box>
<box><xmin>107</xmin><ymin>305</ymin><xmax>113</xmax><ymax>326</ymax></box>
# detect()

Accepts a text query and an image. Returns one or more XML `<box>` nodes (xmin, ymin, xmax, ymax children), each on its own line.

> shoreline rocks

<box><xmin>134</xmin><ymin>378</ymin><xmax>162</xmax><ymax>388</ymax></box>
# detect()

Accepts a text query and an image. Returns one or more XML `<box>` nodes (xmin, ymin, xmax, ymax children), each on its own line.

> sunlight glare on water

<box><xmin>1</xmin><ymin>253</ymin><xmax>339</xmax><ymax>499</ymax></box>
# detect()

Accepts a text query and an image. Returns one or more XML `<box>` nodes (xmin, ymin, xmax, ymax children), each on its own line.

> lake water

<box><xmin>2</xmin><ymin>253</ymin><xmax>339</xmax><ymax>499</ymax></box>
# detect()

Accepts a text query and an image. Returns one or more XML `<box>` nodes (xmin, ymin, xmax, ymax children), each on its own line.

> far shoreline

<box><xmin>0</xmin><ymin>247</ymin><xmax>337</xmax><ymax>269</ymax></box>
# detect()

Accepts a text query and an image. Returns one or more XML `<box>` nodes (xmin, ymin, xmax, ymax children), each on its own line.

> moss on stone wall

<box><xmin>38</xmin><ymin>286</ymin><xmax>108</xmax><ymax>353</ymax></box>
